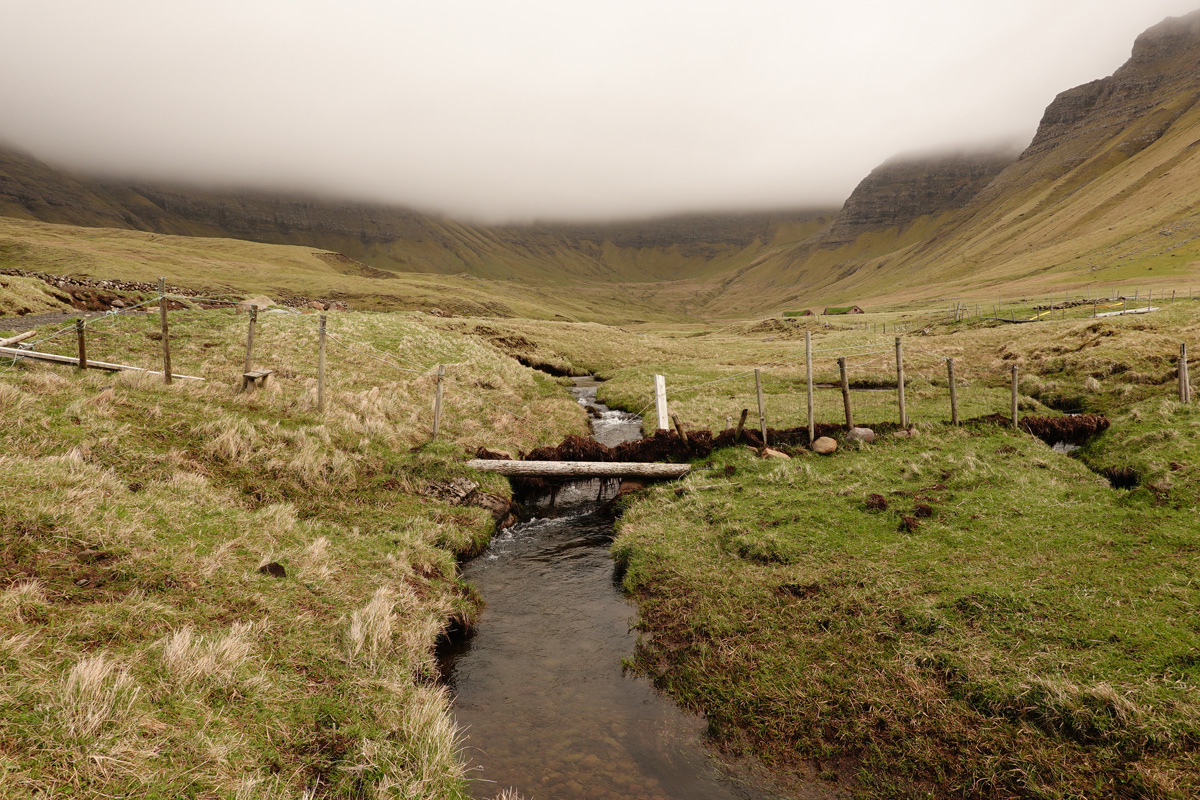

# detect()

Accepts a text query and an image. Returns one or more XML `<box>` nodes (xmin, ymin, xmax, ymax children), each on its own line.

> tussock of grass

<box><xmin>0</xmin><ymin>307</ymin><xmax>586</xmax><ymax>798</ymax></box>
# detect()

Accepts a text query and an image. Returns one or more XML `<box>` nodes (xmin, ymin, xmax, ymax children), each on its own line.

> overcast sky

<box><xmin>2</xmin><ymin>1</ymin><xmax>1197</xmax><ymax>222</ymax></box>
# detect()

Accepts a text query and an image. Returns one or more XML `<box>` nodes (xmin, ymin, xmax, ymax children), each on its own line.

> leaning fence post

<box><xmin>1180</xmin><ymin>343</ymin><xmax>1191</xmax><ymax>404</ymax></box>
<box><xmin>1011</xmin><ymin>366</ymin><xmax>1020</xmax><ymax>429</ymax></box>
<box><xmin>317</xmin><ymin>313</ymin><xmax>327</xmax><ymax>413</ymax></box>
<box><xmin>805</xmin><ymin>331</ymin><xmax>815</xmax><ymax>443</ymax></box>
<box><xmin>240</xmin><ymin>306</ymin><xmax>257</xmax><ymax>392</ymax></box>
<box><xmin>755</xmin><ymin>368</ymin><xmax>768</xmax><ymax>446</ymax></box>
<box><xmin>158</xmin><ymin>277</ymin><xmax>172</xmax><ymax>385</ymax></box>
<box><xmin>947</xmin><ymin>358</ymin><xmax>959</xmax><ymax>426</ymax></box>
<box><xmin>654</xmin><ymin>374</ymin><xmax>669</xmax><ymax>431</ymax></box>
<box><xmin>75</xmin><ymin>319</ymin><xmax>87</xmax><ymax>371</ymax></box>
<box><xmin>838</xmin><ymin>357</ymin><xmax>852</xmax><ymax>430</ymax></box>
<box><xmin>432</xmin><ymin>364</ymin><xmax>445</xmax><ymax>437</ymax></box>
<box><xmin>895</xmin><ymin>337</ymin><xmax>908</xmax><ymax>428</ymax></box>
<box><xmin>734</xmin><ymin>408</ymin><xmax>748</xmax><ymax>442</ymax></box>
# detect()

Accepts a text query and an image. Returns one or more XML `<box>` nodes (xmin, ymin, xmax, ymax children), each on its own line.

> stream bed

<box><xmin>440</xmin><ymin>378</ymin><xmax>776</xmax><ymax>800</ymax></box>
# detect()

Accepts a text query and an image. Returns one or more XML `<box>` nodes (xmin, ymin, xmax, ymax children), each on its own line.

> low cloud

<box><xmin>2</xmin><ymin>0</ymin><xmax>1195</xmax><ymax>222</ymax></box>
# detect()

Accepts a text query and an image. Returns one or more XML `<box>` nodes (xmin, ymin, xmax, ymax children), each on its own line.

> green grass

<box><xmin>432</xmin><ymin>301</ymin><xmax>1200</xmax><ymax>797</ymax></box>
<box><xmin>613</xmin><ymin>426</ymin><xmax>1200</xmax><ymax>798</ymax></box>
<box><xmin>0</xmin><ymin>306</ymin><xmax>585</xmax><ymax>798</ymax></box>
<box><xmin>1</xmin><ymin>276</ymin><xmax>1198</xmax><ymax>797</ymax></box>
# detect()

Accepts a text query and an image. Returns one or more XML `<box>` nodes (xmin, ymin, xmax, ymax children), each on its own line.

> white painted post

<box><xmin>317</xmin><ymin>313</ymin><xmax>327</xmax><ymax>413</ymax></box>
<box><xmin>1181</xmin><ymin>343</ymin><xmax>1190</xmax><ymax>404</ymax></box>
<box><xmin>805</xmin><ymin>331</ymin><xmax>814</xmax><ymax>443</ymax></box>
<box><xmin>654</xmin><ymin>374</ymin><xmax>669</xmax><ymax>431</ymax></box>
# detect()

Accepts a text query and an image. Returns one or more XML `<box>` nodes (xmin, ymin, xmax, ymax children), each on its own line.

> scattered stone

<box><xmin>811</xmin><ymin>437</ymin><xmax>838</xmax><ymax>455</ymax></box>
<box><xmin>892</xmin><ymin>428</ymin><xmax>918</xmax><ymax>439</ymax></box>
<box><xmin>585</xmin><ymin>405</ymin><xmax>602</xmax><ymax>417</ymax></box>
<box><xmin>846</xmin><ymin>427</ymin><xmax>875</xmax><ymax>443</ymax></box>
<box><xmin>865</xmin><ymin>494</ymin><xmax>888</xmax><ymax>511</ymax></box>
<box><xmin>761</xmin><ymin>447</ymin><xmax>791</xmax><ymax>459</ymax></box>
<box><xmin>258</xmin><ymin>562</ymin><xmax>287</xmax><ymax>578</ymax></box>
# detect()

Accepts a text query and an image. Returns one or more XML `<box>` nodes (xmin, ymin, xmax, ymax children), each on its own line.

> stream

<box><xmin>440</xmin><ymin>378</ymin><xmax>775</xmax><ymax>800</ymax></box>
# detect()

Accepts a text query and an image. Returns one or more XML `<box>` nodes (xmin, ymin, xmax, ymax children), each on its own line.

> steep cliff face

<box><xmin>988</xmin><ymin>9</ymin><xmax>1200</xmax><ymax>196</ymax></box>
<box><xmin>821</xmin><ymin>151</ymin><xmax>1015</xmax><ymax>245</ymax></box>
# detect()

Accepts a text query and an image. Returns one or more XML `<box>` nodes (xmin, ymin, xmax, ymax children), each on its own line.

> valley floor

<box><xmin>0</xmin><ymin>290</ymin><xmax>1198</xmax><ymax>799</ymax></box>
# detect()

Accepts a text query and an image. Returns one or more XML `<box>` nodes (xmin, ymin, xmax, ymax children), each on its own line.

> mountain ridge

<box><xmin>3</xmin><ymin>10</ymin><xmax>1200</xmax><ymax>315</ymax></box>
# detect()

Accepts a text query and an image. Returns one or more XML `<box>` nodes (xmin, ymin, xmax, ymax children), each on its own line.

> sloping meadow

<box><xmin>0</xmin><ymin>308</ymin><xmax>585</xmax><ymax>798</ymax></box>
<box><xmin>612</xmin><ymin>425</ymin><xmax>1200</xmax><ymax>798</ymax></box>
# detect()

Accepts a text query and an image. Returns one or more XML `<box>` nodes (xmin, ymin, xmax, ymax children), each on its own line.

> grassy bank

<box><xmin>0</xmin><ymin>307</ymin><xmax>584</xmax><ymax>798</ymax></box>
<box><xmin>613</xmin><ymin>422</ymin><xmax>1200</xmax><ymax>798</ymax></box>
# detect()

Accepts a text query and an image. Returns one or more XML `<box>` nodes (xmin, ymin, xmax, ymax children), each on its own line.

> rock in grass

<box><xmin>811</xmin><ymin>437</ymin><xmax>838</xmax><ymax>455</ymax></box>
<box><xmin>846</xmin><ymin>427</ymin><xmax>875</xmax><ymax>443</ymax></box>
<box><xmin>258</xmin><ymin>562</ymin><xmax>287</xmax><ymax>579</ymax></box>
<box><xmin>761</xmin><ymin>447</ymin><xmax>791</xmax><ymax>459</ymax></box>
<box><xmin>892</xmin><ymin>428</ymin><xmax>918</xmax><ymax>439</ymax></box>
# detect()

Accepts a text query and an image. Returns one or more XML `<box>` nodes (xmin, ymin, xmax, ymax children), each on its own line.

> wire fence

<box><xmin>0</xmin><ymin>279</ymin><xmax>1195</xmax><ymax>444</ymax></box>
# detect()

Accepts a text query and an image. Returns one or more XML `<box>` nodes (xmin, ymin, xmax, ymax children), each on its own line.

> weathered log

<box><xmin>0</xmin><ymin>346</ymin><xmax>204</xmax><ymax>380</ymax></box>
<box><xmin>0</xmin><ymin>331</ymin><xmax>35</xmax><ymax>347</ymax></box>
<box><xmin>466</xmin><ymin>459</ymin><xmax>690</xmax><ymax>478</ymax></box>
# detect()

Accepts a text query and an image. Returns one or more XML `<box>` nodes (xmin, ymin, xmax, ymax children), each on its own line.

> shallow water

<box><xmin>441</xmin><ymin>379</ymin><xmax>772</xmax><ymax>800</ymax></box>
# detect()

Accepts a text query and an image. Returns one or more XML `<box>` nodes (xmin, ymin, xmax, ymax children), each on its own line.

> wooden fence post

<box><xmin>839</xmin><ymin>357</ymin><xmax>852</xmax><ymax>430</ymax></box>
<box><xmin>805</xmin><ymin>331</ymin><xmax>815</xmax><ymax>443</ymax></box>
<box><xmin>158</xmin><ymin>277</ymin><xmax>172</xmax><ymax>385</ymax></box>
<box><xmin>948</xmin><ymin>358</ymin><xmax>959</xmax><ymax>426</ymax></box>
<box><xmin>654</xmin><ymin>374</ymin><xmax>669</xmax><ymax>431</ymax></box>
<box><xmin>75</xmin><ymin>319</ymin><xmax>87</xmax><ymax>371</ymax></box>
<box><xmin>317</xmin><ymin>313</ymin><xmax>327</xmax><ymax>413</ymax></box>
<box><xmin>755</xmin><ymin>368</ymin><xmax>768</xmax><ymax>446</ymax></box>
<box><xmin>1181</xmin><ymin>343</ymin><xmax>1191</xmax><ymax>404</ymax></box>
<box><xmin>671</xmin><ymin>413</ymin><xmax>688</xmax><ymax>444</ymax></box>
<box><xmin>895</xmin><ymin>337</ymin><xmax>908</xmax><ymax>428</ymax></box>
<box><xmin>243</xmin><ymin>306</ymin><xmax>258</xmax><ymax>379</ymax></box>
<box><xmin>1011</xmin><ymin>366</ymin><xmax>1019</xmax><ymax>429</ymax></box>
<box><xmin>432</xmin><ymin>364</ymin><xmax>445</xmax><ymax>437</ymax></box>
<box><xmin>735</xmin><ymin>408</ymin><xmax>748</xmax><ymax>442</ymax></box>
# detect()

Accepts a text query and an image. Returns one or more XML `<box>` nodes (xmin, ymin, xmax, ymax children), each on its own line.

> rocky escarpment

<box><xmin>821</xmin><ymin>151</ymin><xmax>1015</xmax><ymax>246</ymax></box>
<box><xmin>988</xmin><ymin>9</ymin><xmax>1200</xmax><ymax>196</ymax></box>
